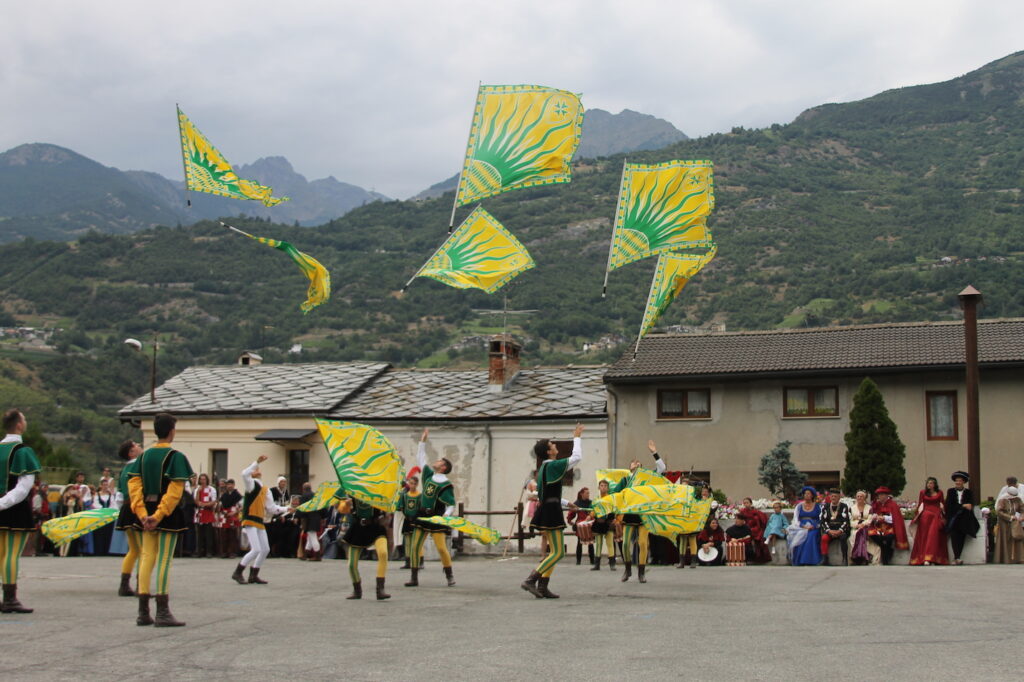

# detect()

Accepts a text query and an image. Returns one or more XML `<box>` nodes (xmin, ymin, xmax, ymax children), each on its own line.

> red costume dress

<box><xmin>867</xmin><ymin>496</ymin><xmax>909</xmax><ymax>564</ymax></box>
<box><xmin>736</xmin><ymin>506</ymin><xmax>770</xmax><ymax>563</ymax></box>
<box><xmin>909</xmin><ymin>490</ymin><xmax>948</xmax><ymax>565</ymax></box>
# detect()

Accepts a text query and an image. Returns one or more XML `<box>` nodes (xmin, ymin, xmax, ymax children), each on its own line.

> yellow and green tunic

<box><xmin>242</xmin><ymin>480</ymin><xmax>268</xmax><ymax>529</ymax></box>
<box><xmin>414</xmin><ymin>465</ymin><xmax>455</xmax><ymax>534</ymax></box>
<box><xmin>0</xmin><ymin>440</ymin><xmax>41</xmax><ymax>533</ymax></box>
<box><xmin>398</xmin><ymin>489</ymin><xmax>420</xmax><ymax>536</ymax></box>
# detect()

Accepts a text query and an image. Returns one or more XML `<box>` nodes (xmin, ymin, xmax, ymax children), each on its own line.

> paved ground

<box><xmin>1</xmin><ymin>555</ymin><xmax>1019</xmax><ymax>680</ymax></box>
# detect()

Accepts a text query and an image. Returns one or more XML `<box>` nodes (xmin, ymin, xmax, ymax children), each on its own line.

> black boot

<box><xmin>609</xmin><ymin>556</ymin><xmax>616</xmax><ymax>570</ymax></box>
<box><xmin>401</xmin><ymin>557</ymin><xmax>410</xmax><ymax>569</ymax></box>
<box><xmin>248</xmin><ymin>567</ymin><xmax>268</xmax><ymax>584</ymax></box>
<box><xmin>590</xmin><ymin>557</ymin><xmax>602</xmax><ymax>571</ymax></box>
<box><xmin>1</xmin><ymin>584</ymin><xmax>31</xmax><ymax>614</ymax></box>
<box><xmin>537</xmin><ymin>577</ymin><xmax>559</xmax><ymax>599</ymax></box>
<box><xmin>443</xmin><ymin>566</ymin><xmax>455</xmax><ymax>587</ymax></box>
<box><xmin>153</xmin><ymin>594</ymin><xmax>185</xmax><ymax>627</ymax></box>
<box><xmin>376</xmin><ymin>577</ymin><xmax>390</xmax><ymax>600</ymax></box>
<box><xmin>841</xmin><ymin>544</ymin><xmax>849</xmax><ymax>567</ymax></box>
<box><xmin>638</xmin><ymin>565</ymin><xmax>647</xmax><ymax>583</ymax></box>
<box><xmin>621</xmin><ymin>562</ymin><xmax>632</xmax><ymax>582</ymax></box>
<box><xmin>347</xmin><ymin>581</ymin><xmax>362</xmax><ymax>600</ymax></box>
<box><xmin>521</xmin><ymin>570</ymin><xmax>543</xmax><ymax>598</ymax></box>
<box><xmin>118</xmin><ymin>573</ymin><xmax>136</xmax><ymax>597</ymax></box>
<box><xmin>575</xmin><ymin>543</ymin><xmax>582</xmax><ymax>565</ymax></box>
<box><xmin>231</xmin><ymin>563</ymin><xmax>247</xmax><ymax>584</ymax></box>
<box><xmin>588</xmin><ymin>545</ymin><xmax>595</xmax><ymax>565</ymax></box>
<box><xmin>136</xmin><ymin>594</ymin><xmax>153</xmax><ymax>626</ymax></box>
<box><xmin>404</xmin><ymin>567</ymin><xmax>419</xmax><ymax>587</ymax></box>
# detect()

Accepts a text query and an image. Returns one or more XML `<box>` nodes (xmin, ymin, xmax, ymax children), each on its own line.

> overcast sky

<box><xmin>3</xmin><ymin>1</ymin><xmax>1022</xmax><ymax>198</ymax></box>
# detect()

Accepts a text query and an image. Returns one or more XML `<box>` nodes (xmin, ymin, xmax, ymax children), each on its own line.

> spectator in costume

<box><xmin>567</xmin><ymin>487</ymin><xmax>594</xmax><ymax>566</ymax></box>
<box><xmin>787</xmin><ymin>486</ymin><xmax>823</xmax><ymax>566</ymax></box>
<box><xmin>725</xmin><ymin>513</ymin><xmax>752</xmax><ymax>566</ymax></box>
<box><xmin>994</xmin><ymin>486</ymin><xmax>1024</xmax><ymax>564</ymax></box>
<box><xmin>819</xmin><ymin>488</ymin><xmax>851</xmax><ymax>566</ymax></box>
<box><xmin>909</xmin><ymin>477</ymin><xmax>948</xmax><ymax>566</ymax></box>
<box><xmin>848</xmin><ymin>490</ymin><xmax>878</xmax><ymax>565</ymax></box>
<box><xmin>193</xmin><ymin>473</ymin><xmax>217</xmax><ymax>558</ymax></box>
<box><xmin>763</xmin><ymin>501</ymin><xmax>788</xmax><ymax>558</ymax></box>
<box><xmin>737</xmin><ymin>497</ymin><xmax>770</xmax><ymax>563</ymax></box>
<box><xmin>218</xmin><ymin>479</ymin><xmax>242</xmax><ymax>558</ymax></box>
<box><xmin>945</xmin><ymin>471</ymin><xmax>979</xmax><ymax>565</ymax></box>
<box><xmin>0</xmin><ymin>409</ymin><xmax>42</xmax><ymax>613</ymax></box>
<box><xmin>92</xmin><ymin>478</ymin><xmax>116</xmax><ymax>556</ymax></box>
<box><xmin>867</xmin><ymin>486</ymin><xmax>908</xmax><ymax>565</ymax></box>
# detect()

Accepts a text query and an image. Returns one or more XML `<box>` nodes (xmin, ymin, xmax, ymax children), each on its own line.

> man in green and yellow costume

<box><xmin>128</xmin><ymin>412</ymin><xmax>194</xmax><ymax>627</ymax></box>
<box><xmin>405</xmin><ymin>429</ymin><xmax>457</xmax><ymax>588</ymax></box>
<box><xmin>610</xmin><ymin>439</ymin><xmax>666</xmax><ymax>584</ymax></box>
<box><xmin>0</xmin><ymin>409</ymin><xmax>42</xmax><ymax>613</ymax></box>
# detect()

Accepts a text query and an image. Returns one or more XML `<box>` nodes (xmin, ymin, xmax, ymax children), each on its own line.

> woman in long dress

<box><xmin>994</xmin><ymin>487</ymin><xmax>1024</xmax><ymax>564</ymax></box>
<box><xmin>909</xmin><ymin>477</ymin><xmax>948</xmax><ymax>565</ymax></box>
<box><xmin>848</xmin><ymin>490</ymin><xmax>879</xmax><ymax>565</ymax></box>
<box><xmin>787</xmin><ymin>486</ymin><xmax>822</xmax><ymax>566</ymax></box>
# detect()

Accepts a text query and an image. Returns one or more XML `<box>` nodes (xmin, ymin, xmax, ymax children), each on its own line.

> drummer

<box><xmin>567</xmin><ymin>487</ymin><xmax>594</xmax><ymax>566</ymax></box>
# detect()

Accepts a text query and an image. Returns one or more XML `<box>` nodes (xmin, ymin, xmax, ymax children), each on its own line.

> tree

<box><xmin>757</xmin><ymin>441</ymin><xmax>806</xmax><ymax>499</ymax></box>
<box><xmin>842</xmin><ymin>377</ymin><xmax>907</xmax><ymax>496</ymax></box>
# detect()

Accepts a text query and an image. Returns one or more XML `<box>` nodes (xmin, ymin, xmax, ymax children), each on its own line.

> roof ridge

<box><xmin>644</xmin><ymin>317</ymin><xmax>1024</xmax><ymax>339</ymax></box>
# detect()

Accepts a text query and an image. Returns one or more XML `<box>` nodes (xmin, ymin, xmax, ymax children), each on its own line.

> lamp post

<box><xmin>124</xmin><ymin>338</ymin><xmax>159</xmax><ymax>403</ymax></box>
<box><xmin>958</xmin><ymin>285</ymin><xmax>982</xmax><ymax>498</ymax></box>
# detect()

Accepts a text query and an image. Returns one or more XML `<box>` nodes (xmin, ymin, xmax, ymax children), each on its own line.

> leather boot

<box><xmin>231</xmin><ymin>563</ymin><xmax>247</xmax><ymax>585</ymax></box>
<box><xmin>590</xmin><ymin>557</ymin><xmax>602</xmax><ymax>571</ymax></box>
<box><xmin>248</xmin><ymin>567</ymin><xmax>268</xmax><ymax>584</ymax></box>
<box><xmin>1</xmin><ymin>584</ymin><xmax>32</xmax><ymax>613</ymax></box>
<box><xmin>404</xmin><ymin>567</ymin><xmax>419</xmax><ymax>587</ymax></box>
<box><xmin>537</xmin><ymin>577</ymin><xmax>559</xmax><ymax>599</ymax></box>
<box><xmin>676</xmin><ymin>555</ymin><xmax>686</xmax><ymax>569</ymax></box>
<box><xmin>621</xmin><ymin>562</ymin><xmax>632</xmax><ymax>582</ymax></box>
<box><xmin>136</xmin><ymin>594</ymin><xmax>153</xmax><ymax>626</ymax></box>
<box><xmin>609</xmin><ymin>556</ymin><xmax>616</xmax><ymax>570</ymax></box>
<box><xmin>376</xmin><ymin>577</ymin><xmax>390</xmax><ymax>600</ymax></box>
<box><xmin>118</xmin><ymin>573</ymin><xmax>136</xmax><ymax>597</ymax></box>
<box><xmin>443</xmin><ymin>566</ymin><xmax>455</xmax><ymax>587</ymax></box>
<box><xmin>638</xmin><ymin>565</ymin><xmax>647</xmax><ymax>583</ymax></box>
<box><xmin>521</xmin><ymin>570</ymin><xmax>543</xmax><ymax>598</ymax></box>
<box><xmin>347</xmin><ymin>581</ymin><xmax>362</xmax><ymax>600</ymax></box>
<box><xmin>153</xmin><ymin>594</ymin><xmax>185</xmax><ymax>627</ymax></box>
<box><xmin>401</xmin><ymin>557</ymin><xmax>411</xmax><ymax>569</ymax></box>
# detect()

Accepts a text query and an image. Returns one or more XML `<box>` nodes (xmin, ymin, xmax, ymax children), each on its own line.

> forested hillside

<box><xmin>1</xmin><ymin>50</ymin><xmax>1022</xmax><ymax>468</ymax></box>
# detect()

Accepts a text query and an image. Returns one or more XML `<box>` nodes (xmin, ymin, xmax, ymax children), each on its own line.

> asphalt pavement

<box><xmin>1</xmin><ymin>554</ymin><xmax>1017</xmax><ymax>680</ymax></box>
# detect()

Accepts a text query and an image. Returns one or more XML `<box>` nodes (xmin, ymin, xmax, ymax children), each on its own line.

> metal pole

<box><xmin>149</xmin><ymin>341</ymin><xmax>158</xmax><ymax>403</ymax></box>
<box><xmin>959</xmin><ymin>285</ymin><xmax>982</xmax><ymax>498</ymax></box>
<box><xmin>602</xmin><ymin>159</ymin><xmax>629</xmax><ymax>298</ymax></box>
<box><xmin>176</xmin><ymin>104</ymin><xmax>193</xmax><ymax>208</ymax></box>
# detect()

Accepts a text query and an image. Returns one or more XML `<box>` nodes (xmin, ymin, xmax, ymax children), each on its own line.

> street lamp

<box><xmin>124</xmin><ymin>338</ymin><xmax>159</xmax><ymax>403</ymax></box>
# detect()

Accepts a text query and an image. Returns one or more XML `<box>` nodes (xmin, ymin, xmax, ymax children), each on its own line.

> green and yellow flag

<box><xmin>414</xmin><ymin>207</ymin><xmax>534</xmax><ymax>293</ymax></box>
<box><xmin>642</xmin><ymin>498</ymin><xmax>713</xmax><ymax>541</ymax></box>
<box><xmin>607</xmin><ymin>160</ymin><xmax>714</xmax><ymax>271</ymax></box>
<box><xmin>418</xmin><ymin>516</ymin><xmax>501</xmax><ymax>545</ymax></box>
<box><xmin>221</xmin><ymin>222</ymin><xmax>331</xmax><ymax>313</ymax></box>
<box><xmin>177</xmin><ymin>106</ymin><xmax>288</xmax><ymax>207</ymax></box>
<box><xmin>296</xmin><ymin>480</ymin><xmax>342</xmax><ymax>512</ymax></box>
<box><xmin>638</xmin><ymin>244</ymin><xmax>717</xmax><ymax>338</ymax></box>
<box><xmin>315</xmin><ymin>419</ymin><xmax>404</xmax><ymax>512</ymax></box>
<box><xmin>454</xmin><ymin>84</ymin><xmax>584</xmax><ymax>207</ymax></box>
<box><xmin>41</xmin><ymin>508</ymin><xmax>118</xmax><ymax>546</ymax></box>
<box><xmin>596</xmin><ymin>468</ymin><xmax>671</xmax><ymax>487</ymax></box>
<box><xmin>590</xmin><ymin>484</ymin><xmax>700</xmax><ymax>518</ymax></box>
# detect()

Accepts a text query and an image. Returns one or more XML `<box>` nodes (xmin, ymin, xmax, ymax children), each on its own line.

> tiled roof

<box><xmin>605</xmin><ymin>319</ymin><xmax>1024</xmax><ymax>381</ymax></box>
<box><xmin>331</xmin><ymin>367</ymin><xmax>607</xmax><ymax>421</ymax></box>
<box><xmin>120</xmin><ymin>362</ymin><xmax>389</xmax><ymax>416</ymax></box>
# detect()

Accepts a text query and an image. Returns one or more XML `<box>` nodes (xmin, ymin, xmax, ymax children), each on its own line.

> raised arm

<box><xmin>417</xmin><ymin>428</ymin><xmax>429</xmax><ymax>469</ymax></box>
<box><xmin>648</xmin><ymin>439</ymin><xmax>666</xmax><ymax>474</ymax></box>
<box><xmin>241</xmin><ymin>460</ymin><xmax>259</xmax><ymax>493</ymax></box>
<box><xmin>566</xmin><ymin>423</ymin><xmax>584</xmax><ymax>469</ymax></box>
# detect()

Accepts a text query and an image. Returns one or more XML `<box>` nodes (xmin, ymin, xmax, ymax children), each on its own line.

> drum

<box><xmin>575</xmin><ymin>518</ymin><xmax>595</xmax><ymax>543</ymax></box>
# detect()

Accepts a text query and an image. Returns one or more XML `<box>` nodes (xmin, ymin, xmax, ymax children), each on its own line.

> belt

<box><xmin>144</xmin><ymin>495</ymin><xmax>159</xmax><ymax>502</ymax></box>
<box><xmin>543</xmin><ymin>497</ymin><xmax>562</xmax><ymax>504</ymax></box>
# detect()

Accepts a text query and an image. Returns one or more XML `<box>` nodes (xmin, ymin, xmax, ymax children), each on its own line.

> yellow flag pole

<box><xmin>601</xmin><ymin>158</ymin><xmax>628</xmax><ymax>298</ymax></box>
<box><xmin>449</xmin><ymin>82</ymin><xmax>482</xmax><ymax>231</ymax></box>
<box><xmin>176</xmin><ymin>104</ymin><xmax>193</xmax><ymax>209</ymax></box>
<box><xmin>402</xmin><ymin>215</ymin><xmax>465</xmax><ymax>292</ymax></box>
<box><xmin>218</xmin><ymin>220</ymin><xmax>256</xmax><ymax>240</ymax></box>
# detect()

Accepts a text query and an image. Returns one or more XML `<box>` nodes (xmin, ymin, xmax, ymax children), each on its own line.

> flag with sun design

<box><xmin>413</xmin><ymin>207</ymin><xmax>535</xmax><ymax>293</ymax></box>
<box><xmin>453</xmin><ymin>84</ymin><xmax>584</xmax><ymax>206</ymax></box>
<box><xmin>606</xmin><ymin>160</ymin><xmax>714</xmax><ymax>271</ymax></box>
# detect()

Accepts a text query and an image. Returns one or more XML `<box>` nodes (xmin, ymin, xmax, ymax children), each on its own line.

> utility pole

<box><xmin>958</xmin><ymin>285</ymin><xmax>982</xmax><ymax>498</ymax></box>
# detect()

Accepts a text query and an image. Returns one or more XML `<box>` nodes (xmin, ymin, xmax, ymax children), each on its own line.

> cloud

<box><xmin>1</xmin><ymin>0</ymin><xmax>1021</xmax><ymax>198</ymax></box>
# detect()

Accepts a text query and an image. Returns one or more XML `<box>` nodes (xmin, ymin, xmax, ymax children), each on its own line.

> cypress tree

<box><xmin>842</xmin><ymin>377</ymin><xmax>907</xmax><ymax>496</ymax></box>
<box><xmin>757</xmin><ymin>440</ymin><xmax>806</xmax><ymax>499</ymax></box>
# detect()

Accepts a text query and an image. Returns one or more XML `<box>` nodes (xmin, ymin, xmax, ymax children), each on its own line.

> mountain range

<box><xmin>1</xmin><ymin>50</ymin><xmax>1023</xmax><ymax>467</ymax></box>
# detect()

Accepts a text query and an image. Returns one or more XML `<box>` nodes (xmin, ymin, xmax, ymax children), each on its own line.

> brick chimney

<box><xmin>488</xmin><ymin>335</ymin><xmax>521</xmax><ymax>392</ymax></box>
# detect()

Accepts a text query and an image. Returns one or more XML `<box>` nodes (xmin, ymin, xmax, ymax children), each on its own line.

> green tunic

<box><xmin>0</xmin><ymin>441</ymin><xmax>41</xmax><ymax>495</ymax></box>
<box><xmin>415</xmin><ymin>465</ymin><xmax>455</xmax><ymax>532</ymax></box>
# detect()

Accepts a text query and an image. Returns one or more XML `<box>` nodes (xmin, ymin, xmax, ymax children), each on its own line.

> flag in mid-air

<box><xmin>253</xmin><ymin>235</ymin><xmax>331</xmax><ymax>313</ymax></box>
<box><xmin>454</xmin><ymin>84</ymin><xmax>584</xmax><ymax>207</ymax></box>
<box><xmin>638</xmin><ymin>245</ymin><xmax>717</xmax><ymax>339</ymax></box>
<box><xmin>413</xmin><ymin>207</ymin><xmax>534</xmax><ymax>293</ymax></box>
<box><xmin>315</xmin><ymin>419</ymin><xmax>404</xmax><ymax>512</ymax></box>
<box><xmin>177</xmin><ymin>106</ymin><xmax>288</xmax><ymax>207</ymax></box>
<box><xmin>590</xmin><ymin>484</ymin><xmax>703</xmax><ymax>518</ymax></box>
<box><xmin>607</xmin><ymin>160</ymin><xmax>714</xmax><ymax>271</ymax></box>
<box><xmin>417</xmin><ymin>516</ymin><xmax>502</xmax><ymax>545</ymax></box>
<box><xmin>41</xmin><ymin>508</ymin><xmax>118</xmax><ymax>546</ymax></box>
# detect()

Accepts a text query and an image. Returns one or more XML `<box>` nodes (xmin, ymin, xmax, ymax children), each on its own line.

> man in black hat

<box><xmin>946</xmin><ymin>471</ymin><xmax>979</xmax><ymax>565</ymax></box>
